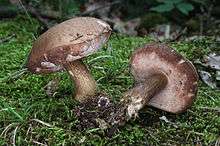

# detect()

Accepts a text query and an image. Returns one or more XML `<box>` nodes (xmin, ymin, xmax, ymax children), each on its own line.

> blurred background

<box><xmin>1</xmin><ymin>0</ymin><xmax>220</xmax><ymax>41</ymax></box>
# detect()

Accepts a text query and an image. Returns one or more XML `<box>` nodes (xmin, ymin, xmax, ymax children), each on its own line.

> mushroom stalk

<box><xmin>65</xmin><ymin>60</ymin><xmax>96</xmax><ymax>102</ymax></box>
<box><xmin>122</xmin><ymin>72</ymin><xmax>168</xmax><ymax>119</ymax></box>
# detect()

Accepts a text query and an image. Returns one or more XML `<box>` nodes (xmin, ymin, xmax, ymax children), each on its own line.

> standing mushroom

<box><xmin>27</xmin><ymin>17</ymin><xmax>111</xmax><ymax>102</ymax></box>
<box><xmin>122</xmin><ymin>43</ymin><xmax>198</xmax><ymax>119</ymax></box>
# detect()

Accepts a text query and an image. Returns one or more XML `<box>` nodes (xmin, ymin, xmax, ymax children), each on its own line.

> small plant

<box><xmin>150</xmin><ymin>0</ymin><xmax>194</xmax><ymax>15</ymax></box>
<box><xmin>139</xmin><ymin>13</ymin><xmax>167</xmax><ymax>29</ymax></box>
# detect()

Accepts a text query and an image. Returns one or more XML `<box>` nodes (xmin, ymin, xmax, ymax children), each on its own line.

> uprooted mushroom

<box><xmin>74</xmin><ymin>43</ymin><xmax>199</xmax><ymax>135</ymax></box>
<box><xmin>27</xmin><ymin>17</ymin><xmax>112</xmax><ymax>102</ymax></box>
<box><xmin>122</xmin><ymin>43</ymin><xmax>199</xmax><ymax>119</ymax></box>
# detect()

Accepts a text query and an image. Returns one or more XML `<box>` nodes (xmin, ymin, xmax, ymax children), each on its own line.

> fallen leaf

<box><xmin>204</xmin><ymin>53</ymin><xmax>220</xmax><ymax>70</ymax></box>
<box><xmin>198</xmin><ymin>70</ymin><xmax>217</xmax><ymax>89</ymax></box>
<box><xmin>159</xmin><ymin>116</ymin><xmax>178</xmax><ymax>128</ymax></box>
<box><xmin>80</xmin><ymin>0</ymin><xmax>118</xmax><ymax>18</ymax></box>
<box><xmin>194</xmin><ymin>59</ymin><xmax>208</xmax><ymax>67</ymax></box>
<box><xmin>148</xmin><ymin>24</ymin><xmax>182</xmax><ymax>41</ymax></box>
<box><xmin>43</xmin><ymin>78</ymin><xmax>60</xmax><ymax>96</ymax></box>
<box><xmin>113</xmin><ymin>18</ymin><xmax>140</xmax><ymax>36</ymax></box>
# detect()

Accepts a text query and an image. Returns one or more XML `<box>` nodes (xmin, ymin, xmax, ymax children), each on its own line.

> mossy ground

<box><xmin>0</xmin><ymin>16</ymin><xmax>219</xmax><ymax>145</ymax></box>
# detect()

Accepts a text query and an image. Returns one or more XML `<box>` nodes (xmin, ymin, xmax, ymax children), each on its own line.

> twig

<box><xmin>30</xmin><ymin>119</ymin><xmax>53</xmax><ymax>127</ymax></box>
<box><xmin>32</xmin><ymin>140</ymin><xmax>47</xmax><ymax>146</ymax></box>
<box><xmin>199</xmin><ymin>7</ymin><xmax>204</xmax><ymax>36</ymax></box>
<box><xmin>26</xmin><ymin>6</ymin><xmax>51</xmax><ymax>29</ymax></box>
<box><xmin>86</xmin><ymin>128</ymin><xmax>101</xmax><ymax>133</ymax></box>
<box><xmin>169</xmin><ymin>27</ymin><xmax>187</xmax><ymax>42</ymax></box>
<box><xmin>35</xmin><ymin>10</ymin><xmax>61</xmax><ymax>20</ymax></box>
<box><xmin>79</xmin><ymin>1</ymin><xmax>121</xmax><ymax>16</ymax></box>
<box><xmin>10</xmin><ymin>0</ymin><xmax>51</xmax><ymax>31</ymax></box>
<box><xmin>0</xmin><ymin>68</ymin><xmax>28</xmax><ymax>83</ymax></box>
<box><xmin>0</xmin><ymin>107</ymin><xmax>15</xmax><ymax>112</ymax></box>
<box><xmin>17</xmin><ymin>0</ymin><xmax>36</xmax><ymax>40</ymax></box>
<box><xmin>207</xmin><ymin>4</ymin><xmax>213</xmax><ymax>27</ymax></box>
<box><xmin>12</xmin><ymin>126</ymin><xmax>19</xmax><ymax>146</ymax></box>
<box><xmin>0</xmin><ymin>34</ymin><xmax>16</xmax><ymax>43</ymax></box>
<box><xmin>198</xmin><ymin>106</ymin><xmax>220</xmax><ymax>113</ymax></box>
<box><xmin>159</xmin><ymin>116</ymin><xmax>178</xmax><ymax>128</ymax></box>
<box><xmin>26</xmin><ymin>124</ymin><xmax>32</xmax><ymax>135</ymax></box>
<box><xmin>1</xmin><ymin>123</ymin><xmax>15</xmax><ymax>137</ymax></box>
<box><xmin>203</xmin><ymin>92</ymin><xmax>216</xmax><ymax>102</ymax></box>
<box><xmin>215</xmin><ymin>136</ymin><xmax>220</xmax><ymax>146</ymax></box>
<box><xmin>0</xmin><ymin>5</ymin><xmax>61</xmax><ymax>20</ymax></box>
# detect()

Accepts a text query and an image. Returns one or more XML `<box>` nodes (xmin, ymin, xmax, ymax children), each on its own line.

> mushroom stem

<box><xmin>64</xmin><ymin>60</ymin><xmax>96</xmax><ymax>102</ymax></box>
<box><xmin>122</xmin><ymin>72</ymin><xmax>168</xmax><ymax>119</ymax></box>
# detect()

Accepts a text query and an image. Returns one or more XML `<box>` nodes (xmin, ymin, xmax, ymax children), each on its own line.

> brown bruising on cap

<box><xmin>130</xmin><ymin>43</ymin><xmax>199</xmax><ymax>113</ymax></box>
<box><xmin>27</xmin><ymin>17</ymin><xmax>111</xmax><ymax>74</ymax></box>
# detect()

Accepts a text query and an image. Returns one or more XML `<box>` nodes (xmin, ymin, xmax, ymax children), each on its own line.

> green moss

<box><xmin>0</xmin><ymin>17</ymin><xmax>219</xmax><ymax>145</ymax></box>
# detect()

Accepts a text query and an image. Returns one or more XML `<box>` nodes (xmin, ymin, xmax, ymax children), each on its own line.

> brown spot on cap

<box><xmin>130</xmin><ymin>43</ymin><xmax>199</xmax><ymax>113</ymax></box>
<box><xmin>27</xmin><ymin>17</ymin><xmax>111</xmax><ymax>74</ymax></box>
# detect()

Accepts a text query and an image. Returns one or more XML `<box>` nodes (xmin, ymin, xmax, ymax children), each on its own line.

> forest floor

<box><xmin>0</xmin><ymin>16</ymin><xmax>219</xmax><ymax>145</ymax></box>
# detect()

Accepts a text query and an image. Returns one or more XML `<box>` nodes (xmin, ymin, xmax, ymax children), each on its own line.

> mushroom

<box><xmin>27</xmin><ymin>17</ymin><xmax>111</xmax><ymax>102</ymax></box>
<box><xmin>122</xmin><ymin>43</ymin><xmax>198</xmax><ymax>119</ymax></box>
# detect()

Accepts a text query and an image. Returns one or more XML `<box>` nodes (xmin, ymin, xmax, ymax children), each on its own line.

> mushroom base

<box><xmin>122</xmin><ymin>72</ymin><xmax>168</xmax><ymax>119</ymax></box>
<box><xmin>65</xmin><ymin>60</ymin><xmax>97</xmax><ymax>102</ymax></box>
<box><xmin>73</xmin><ymin>73</ymin><xmax>168</xmax><ymax>137</ymax></box>
<box><xmin>73</xmin><ymin>94</ymin><xmax>126</xmax><ymax>137</ymax></box>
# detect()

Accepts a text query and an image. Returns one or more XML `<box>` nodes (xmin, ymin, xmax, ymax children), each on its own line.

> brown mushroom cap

<box><xmin>27</xmin><ymin>17</ymin><xmax>111</xmax><ymax>74</ymax></box>
<box><xmin>130</xmin><ymin>43</ymin><xmax>199</xmax><ymax>113</ymax></box>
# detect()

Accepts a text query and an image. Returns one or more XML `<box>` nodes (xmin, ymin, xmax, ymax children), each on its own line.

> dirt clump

<box><xmin>73</xmin><ymin>94</ymin><xmax>127</xmax><ymax>137</ymax></box>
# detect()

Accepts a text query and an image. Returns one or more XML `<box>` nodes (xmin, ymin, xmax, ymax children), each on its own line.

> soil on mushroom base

<box><xmin>73</xmin><ymin>94</ymin><xmax>128</xmax><ymax>137</ymax></box>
